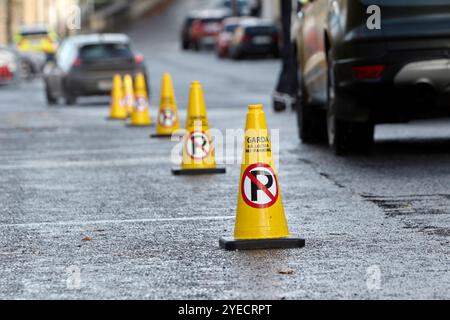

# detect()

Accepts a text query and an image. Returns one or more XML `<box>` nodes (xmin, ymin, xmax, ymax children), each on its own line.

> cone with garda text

<box><xmin>220</xmin><ymin>105</ymin><xmax>305</xmax><ymax>250</ymax></box>
<box><xmin>109</xmin><ymin>74</ymin><xmax>128</xmax><ymax>120</ymax></box>
<box><xmin>123</xmin><ymin>74</ymin><xmax>136</xmax><ymax>115</ymax></box>
<box><xmin>151</xmin><ymin>72</ymin><xmax>180</xmax><ymax>138</ymax></box>
<box><xmin>129</xmin><ymin>72</ymin><xmax>152</xmax><ymax>127</ymax></box>
<box><xmin>172</xmin><ymin>81</ymin><xmax>226</xmax><ymax>175</ymax></box>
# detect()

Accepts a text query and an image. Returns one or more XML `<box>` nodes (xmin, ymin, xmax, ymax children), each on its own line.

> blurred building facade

<box><xmin>0</xmin><ymin>0</ymin><xmax>164</xmax><ymax>44</ymax></box>
<box><xmin>0</xmin><ymin>0</ymin><xmax>95</xmax><ymax>44</ymax></box>
<box><xmin>261</xmin><ymin>0</ymin><xmax>280</xmax><ymax>21</ymax></box>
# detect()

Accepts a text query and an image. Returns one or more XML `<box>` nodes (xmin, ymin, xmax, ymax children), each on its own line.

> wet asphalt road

<box><xmin>0</xmin><ymin>0</ymin><xmax>449</xmax><ymax>299</ymax></box>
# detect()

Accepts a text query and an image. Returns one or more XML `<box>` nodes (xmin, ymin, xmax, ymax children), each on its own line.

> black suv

<box><xmin>294</xmin><ymin>0</ymin><xmax>450</xmax><ymax>154</ymax></box>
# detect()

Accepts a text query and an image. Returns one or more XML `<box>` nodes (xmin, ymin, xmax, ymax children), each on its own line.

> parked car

<box><xmin>216</xmin><ymin>17</ymin><xmax>246</xmax><ymax>58</ymax></box>
<box><xmin>0</xmin><ymin>46</ymin><xmax>19</xmax><ymax>85</ymax></box>
<box><xmin>190</xmin><ymin>9</ymin><xmax>230</xmax><ymax>50</ymax></box>
<box><xmin>44</xmin><ymin>34</ymin><xmax>148</xmax><ymax>105</ymax></box>
<box><xmin>229</xmin><ymin>19</ymin><xmax>279</xmax><ymax>59</ymax></box>
<box><xmin>294</xmin><ymin>0</ymin><xmax>450</xmax><ymax>155</ymax></box>
<box><xmin>181</xmin><ymin>11</ymin><xmax>201</xmax><ymax>50</ymax></box>
<box><xmin>14</xmin><ymin>25</ymin><xmax>59</xmax><ymax>55</ymax></box>
<box><xmin>15</xmin><ymin>51</ymin><xmax>38</xmax><ymax>80</ymax></box>
<box><xmin>14</xmin><ymin>25</ymin><xmax>58</xmax><ymax>72</ymax></box>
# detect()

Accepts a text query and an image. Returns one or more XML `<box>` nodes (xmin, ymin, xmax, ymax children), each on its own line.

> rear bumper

<box><xmin>198</xmin><ymin>35</ymin><xmax>217</xmax><ymax>46</ymax></box>
<box><xmin>333</xmin><ymin>51</ymin><xmax>450</xmax><ymax>122</ymax></box>
<box><xmin>237</xmin><ymin>43</ymin><xmax>278</xmax><ymax>55</ymax></box>
<box><xmin>66</xmin><ymin>67</ymin><xmax>148</xmax><ymax>96</ymax></box>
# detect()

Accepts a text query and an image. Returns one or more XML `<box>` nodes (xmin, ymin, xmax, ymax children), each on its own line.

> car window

<box><xmin>79</xmin><ymin>43</ymin><xmax>133</xmax><ymax>61</ymax></box>
<box><xmin>245</xmin><ymin>26</ymin><xmax>277</xmax><ymax>35</ymax></box>
<box><xmin>202</xmin><ymin>18</ymin><xmax>223</xmax><ymax>24</ymax></box>
<box><xmin>223</xmin><ymin>0</ymin><xmax>248</xmax><ymax>9</ymax></box>
<box><xmin>225</xmin><ymin>24</ymin><xmax>239</xmax><ymax>32</ymax></box>
<box><xmin>57</xmin><ymin>40</ymin><xmax>77</xmax><ymax>71</ymax></box>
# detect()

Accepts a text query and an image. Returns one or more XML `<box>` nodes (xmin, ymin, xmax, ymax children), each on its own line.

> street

<box><xmin>0</xmin><ymin>0</ymin><xmax>449</xmax><ymax>299</ymax></box>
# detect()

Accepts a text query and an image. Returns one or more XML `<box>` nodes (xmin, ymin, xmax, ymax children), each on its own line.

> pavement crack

<box><xmin>362</xmin><ymin>194</ymin><xmax>450</xmax><ymax>238</ymax></box>
<box><xmin>298</xmin><ymin>157</ymin><xmax>346</xmax><ymax>189</ymax></box>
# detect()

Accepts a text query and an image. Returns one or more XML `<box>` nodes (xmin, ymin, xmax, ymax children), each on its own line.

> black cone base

<box><xmin>106</xmin><ymin>117</ymin><xmax>127</xmax><ymax>121</ymax></box>
<box><xmin>172</xmin><ymin>167</ymin><xmax>226</xmax><ymax>176</ymax></box>
<box><xmin>150</xmin><ymin>134</ymin><xmax>173</xmax><ymax>138</ymax></box>
<box><xmin>126</xmin><ymin>123</ymin><xmax>154</xmax><ymax>128</ymax></box>
<box><xmin>219</xmin><ymin>237</ymin><xmax>305</xmax><ymax>251</ymax></box>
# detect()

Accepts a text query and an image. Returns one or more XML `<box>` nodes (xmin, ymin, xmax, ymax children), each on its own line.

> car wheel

<box><xmin>232</xmin><ymin>49</ymin><xmax>242</xmax><ymax>60</ymax></box>
<box><xmin>273</xmin><ymin>49</ymin><xmax>280</xmax><ymax>59</ymax></box>
<box><xmin>273</xmin><ymin>100</ymin><xmax>286</xmax><ymax>112</ymax></box>
<box><xmin>182</xmin><ymin>40</ymin><xmax>189</xmax><ymax>50</ymax></box>
<box><xmin>45</xmin><ymin>84</ymin><xmax>57</xmax><ymax>105</ymax></box>
<box><xmin>20</xmin><ymin>61</ymin><xmax>33</xmax><ymax>81</ymax></box>
<box><xmin>216</xmin><ymin>48</ymin><xmax>225</xmax><ymax>58</ymax></box>
<box><xmin>296</xmin><ymin>71</ymin><xmax>327</xmax><ymax>143</ymax></box>
<box><xmin>327</xmin><ymin>52</ymin><xmax>374</xmax><ymax>155</ymax></box>
<box><xmin>193</xmin><ymin>41</ymin><xmax>200</xmax><ymax>51</ymax></box>
<box><xmin>64</xmin><ymin>89</ymin><xmax>77</xmax><ymax>106</ymax></box>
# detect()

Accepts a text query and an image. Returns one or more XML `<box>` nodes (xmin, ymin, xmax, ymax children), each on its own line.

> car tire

<box><xmin>20</xmin><ymin>61</ymin><xmax>33</xmax><ymax>81</ymax></box>
<box><xmin>182</xmin><ymin>40</ymin><xmax>189</xmax><ymax>50</ymax></box>
<box><xmin>193</xmin><ymin>41</ymin><xmax>200</xmax><ymax>51</ymax></box>
<box><xmin>273</xmin><ymin>100</ymin><xmax>286</xmax><ymax>112</ymax></box>
<box><xmin>273</xmin><ymin>49</ymin><xmax>280</xmax><ymax>59</ymax></box>
<box><xmin>327</xmin><ymin>52</ymin><xmax>374</xmax><ymax>155</ymax></box>
<box><xmin>45</xmin><ymin>84</ymin><xmax>57</xmax><ymax>105</ymax></box>
<box><xmin>231</xmin><ymin>49</ymin><xmax>242</xmax><ymax>60</ymax></box>
<box><xmin>65</xmin><ymin>94</ymin><xmax>77</xmax><ymax>106</ymax></box>
<box><xmin>296</xmin><ymin>80</ymin><xmax>327</xmax><ymax>144</ymax></box>
<box><xmin>296</xmin><ymin>62</ymin><xmax>327</xmax><ymax>143</ymax></box>
<box><xmin>64</xmin><ymin>89</ymin><xmax>77</xmax><ymax>106</ymax></box>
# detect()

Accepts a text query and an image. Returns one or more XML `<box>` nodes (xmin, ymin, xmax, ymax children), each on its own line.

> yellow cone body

<box><xmin>234</xmin><ymin>105</ymin><xmax>289</xmax><ymax>240</ymax></box>
<box><xmin>109</xmin><ymin>74</ymin><xmax>128</xmax><ymax>119</ymax></box>
<box><xmin>155</xmin><ymin>73</ymin><xmax>180</xmax><ymax>135</ymax></box>
<box><xmin>181</xmin><ymin>81</ymin><xmax>217</xmax><ymax>170</ymax></box>
<box><xmin>130</xmin><ymin>73</ymin><xmax>152</xmax><ymax>126</ymax></box>
<box><xmin>123</xmin><ymin>74</ymin><xmax>136</xmax><ymax>115</ymax></box>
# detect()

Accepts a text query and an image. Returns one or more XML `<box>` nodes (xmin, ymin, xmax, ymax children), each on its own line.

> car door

<box><xmin>300</xmin><ymin>0</ymin><xmax>329</xmax><ymax>105</ymax></box>
<box><xmin>47</xmin><ymin>40</ymin><xmax>76</xmax><ymax>97</ymax></box>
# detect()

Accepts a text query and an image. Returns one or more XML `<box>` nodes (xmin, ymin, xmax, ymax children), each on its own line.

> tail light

<box><xmin>134</xmin><ymin>54</ymin><xmax>144</xmax><ymax>64</ymax></box>
<box><xmin>272</xmin><ymin>33</ymin><xmax>279</xmax><ymax>43</ymax></box>
<box><xmin>0</xmin><ymin>66</ymin><xmax>13</xmax><ymax>79</ymax></box>
<box><xmin>72</xmin><ymin>58</ymin><xmax>83</xmax><ymax>67</ymax></box>
<box><xmin>192</xmin><ymin>20</ymin><xmax>204</xmax><ymax>37</ymax></box>
<box><xmin>352</xmin><ymin>65</ymin><xmax>385</xmax><ymax>80</ymax></box>
<box><xmin>241</xmin><ymin>34</ymin><xmax>251</xmax><ymax>43</ymax></box>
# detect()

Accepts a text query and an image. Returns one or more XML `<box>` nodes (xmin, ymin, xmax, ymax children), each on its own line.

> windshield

<box><xmin>225</xmin><ymin>24</ymin><xmax>239</xmax><ymax>32</ymax></box>
<box><xmin>246</xmin><ymin>26</ymin><xmax>277</xmax><ymax>35</ymax></box>
<box><xmin>79</xmin><ymin>43</ymin><xmax>133</xmax><ymax>61</ymax></box>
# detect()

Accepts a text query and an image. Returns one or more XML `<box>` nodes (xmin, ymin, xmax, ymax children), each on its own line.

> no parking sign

<box><xmin>186</xmin><ymin>131</ymin><xmax>211</xmax><ymax>160</ymax></box>
<box><xmin>241</xmin><ymin>163</ymin><xmax>279</xmax><ymax>209</ymax></box>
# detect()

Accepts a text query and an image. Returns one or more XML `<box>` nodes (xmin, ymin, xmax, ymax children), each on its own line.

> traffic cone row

<box><xmin>108</xmin><ymin>73</ymin><xmax>152</xmax><ymax>127</ymax></box>
<box><xmin>108</xmin><ymin>71</ymin><xmax>305</xmax><ymax>251</ymax></box>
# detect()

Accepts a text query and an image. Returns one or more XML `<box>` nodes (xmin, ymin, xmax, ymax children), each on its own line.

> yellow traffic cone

<box><xmin>108</xmin><ymin>74</ymin><xmax>128</xmax><ymax>120</ymax></box>
<box><xmin>151</xmin><ymin>73</ymin><xmax>180</xmax><ymax>138</ymax></box>
<box><xmin>129</xmin><ymin>72</ymin><xmax>152</xmax><ymax>127</ymax></box>
<box><xmin>172</xmin><ymin>81</ymin><xmax>226</xmax><ymax>175</ymax></box>
<box><xmin>123</xmin><ymin>74</ymin><xmax>136</xmax><ymax>116</ymax></box>
<box><xmin>220</xmin><ymin>105</ymin><xmax>305</xmax><ymax>250</ymax></box>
